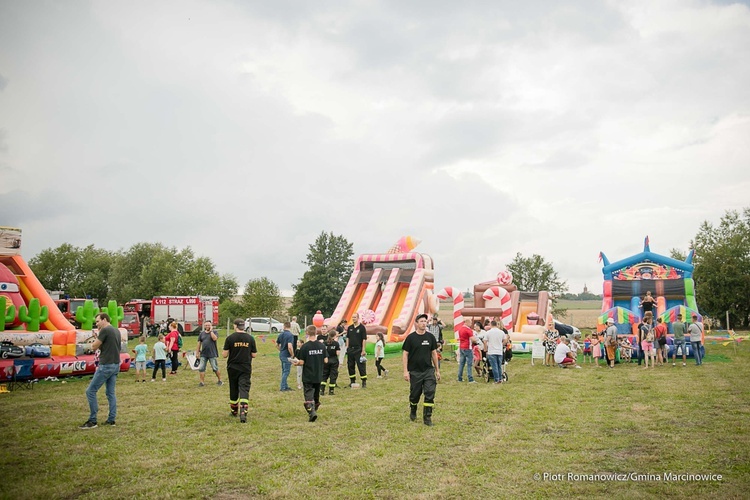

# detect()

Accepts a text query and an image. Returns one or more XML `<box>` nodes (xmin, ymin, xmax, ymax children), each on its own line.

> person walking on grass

<box><xmin>132</xmin><ymin>335</ymin><xmax>148</xmax><ymax>383</ymax></box>
<box><xmin>152</xmin><ymin>334</ymin><xmax>168</xmax><ymax>381</ymax></box>
<box><xmin>485</xmin><ymin>320</ymin><xmax>506</xmax><ymax>383</ymax></box>
<box><xmin>276</xmin><ymin>322</ymin><xmax>295</xmax><ymax>392</ymax></box>
<box><xmin>604</xmin><ymin>318</ymin><xmax>618</xmax><ymax>369</ymax></box>
<box><xmin>455</xmin><ymin>323</ymin><xmax>475</xmax><ymax>382</ymax></box>
<box><xmin>321</xmin><ymin>329</ymin><xmax>341</xmax><ymax>395</ymax></box>
<box><xmin>79</xmin><ymin>313</ymin><xmax>121</xmax><ymax>429</ymax></box>
<box><xmin>196</xmin><ymin>320</ymin><xmax>223</xmax><ymax>387</ymax></box>
<box><xmin>654</xmin><ymin>317</ymin><xmax>668</xmax><ymax>365</ymax></box>
<box><xmin>672</xmin><ymin>313</ymin><xmax>687</xmax><ymax>366</ymax></box>
<box><xmin>290</xmin><ymin>316</ymin><xmax>301</xmax><ymax>347</ymax></box>
<box><xmin>164</xmin><ymin>322</ymin><xmax>181</xmax><ymax>375</ymax></box>
<box><xmin>402</xmin><ymin>314</ymin><xmax>441</xmax><ymax>426</ymax></box>
<box><xmin>346</xmin><ymin>313</ymin><xmax>368</xmax><ymax>388</ymax></box>
<box><xmin>375</xmin><ymin>332</ymin><xmax>389</xmax><ymax>379</ymax></box>
<box><xmin>688</xmin><ymin>314</ymin><xmax>704</xmax><ymax>366</ymax></box>
<box><xmin>293</xmin><ymin>325</ymin><xmax>328</xmax><ymax>422</ymax></box>
<box><xmin>222</xmin><ymin>319</ymin><xmax>257</xmax><ymax>423</ymax></box>
<box><xmin>639</xmin><ymin>314</ymin><xmax>655</xmax><ymax>369</ymax></box>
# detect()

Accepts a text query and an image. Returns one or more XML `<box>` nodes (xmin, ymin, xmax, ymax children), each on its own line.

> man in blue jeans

<box><xmin>79</xmin><ymin>313</ymin><xmax>122</xmax><ymax>429</ymax></box>
<box><xmin>276</xmin><ymin>323</ymin><xmax>295</xmax><ymax>391</ymax></box>
<box><xmin>688</xmin><ymin>314</ymin><xmax>704</xmax><ymax>366</ymax></box>
<box><xmin>455</xmin><ymin>323</ymin><xmax>476</xmax><ymax>383</ymax></box>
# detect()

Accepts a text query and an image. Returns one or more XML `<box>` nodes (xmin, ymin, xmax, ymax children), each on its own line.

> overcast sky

<box><xmin>1</xmin><ymin>0</ymin><xmax>748</xmax><ymax>298</ymax></box>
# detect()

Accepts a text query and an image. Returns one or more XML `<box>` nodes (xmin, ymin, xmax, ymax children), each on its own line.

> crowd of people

<box><xmin>79</xmin><ymin>306</ymin><xmax>706</xmax><ymax>430</ymax></box>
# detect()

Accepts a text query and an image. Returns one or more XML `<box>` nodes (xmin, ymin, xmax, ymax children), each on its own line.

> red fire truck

<box><xmin>124</xmin><ymin>296</ymin><xmax>219</xmax><ymax>337</ymax></box>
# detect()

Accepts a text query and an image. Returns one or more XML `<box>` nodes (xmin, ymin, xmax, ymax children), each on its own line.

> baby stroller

<box><xmin>481</xmin><ymin>350</ymin><xmax>509</xmax><ymax>383</ymax></box>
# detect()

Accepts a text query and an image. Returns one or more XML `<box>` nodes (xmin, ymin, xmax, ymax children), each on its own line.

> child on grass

<box><xmin>618</xmin><ymin>338</ymin><xmax>633</xmax><ymax>362</ymax></box>
<box><xmin>151</xmin><ymin>334</ymin><xmax>167</xmax><ymax>382</ymax></box>
<box><xmin>591</xmin><ymin>333</ymin><xmax>602</xmax><ymax>368</ymax></box>
<box><xmin>322</xmin><ymin>330</ymin><xmax>340</xmax><ymax>395</ymax></box>
<box><xmin>132</xmin><ymin>335</ymin><xmax>148</xmax><ymax>382</ymax></box>
<box><xmin>295</xmin><ymin>338</ymin><xmax>304</xmax><ymax>390</ymax></box>
<box><xmin>472</xmin><ymin>341</ymin><xmax>483</xmax><ymax>377</ymax></box>
<box><xmin>293</xmin><ymin>325</ymin><xmax>328</xmax><ymax>422</ymax></box>
<box><xmin>375</xmin><ymin>332</ymin><xmax>388</xmax><ymax>378</ymax></box>
<box><xmin>583</xmin><ymin>334</ymin><xmax>592</xmax><ymax>364</ymax></box>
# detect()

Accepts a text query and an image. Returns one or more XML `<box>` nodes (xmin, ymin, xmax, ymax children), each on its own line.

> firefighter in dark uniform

<box><xmin>346</xmin><ymin>313</ymin><xmax>368</xmax><ymax>388</ymax></box>
<box><xmin>402</xmin><ymin>313</ymin><xmax>441</xmax><ymax>426</ymax></box>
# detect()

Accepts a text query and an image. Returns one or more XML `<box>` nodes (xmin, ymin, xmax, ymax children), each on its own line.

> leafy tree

<box><xmin>219</xmin><ymin>299</ymin><xmax>245</xmax><ymax>329</ymax></box>
<box><xmin>506</xmin><ymin>253</ymin><xmax>568</xmax><ymax>316</ymax></box>
<box><xmin>670</xmin><ymin>248</ymin><xmax>687</xmax><ymax>261</ymax></box>
<box><xmin>29</xmin><ymin>244</ymin><xmax>114</xmax><ymax>302</ymax></box>
<box><xmin>291</xmin><ymin>231</ymin><xmax>354</xmax><ymax>317</ymax></box>
<box><xmin>242</xmin><ymin>277</ymin><xmax>283</xmax><ymax>317</ymax></box>
<box><xmin>108</xmin><ymin>243</ymin><xmax>238</xmax><ymax>303</ymax></box>
<box><xmin>693</xmin><ymin>208</ymin><xmax>750</xmax><ymax>328</ymax></box>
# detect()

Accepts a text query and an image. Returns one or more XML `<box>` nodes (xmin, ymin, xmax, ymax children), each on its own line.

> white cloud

<box><xmin>0</xmin><ymin>0</ymin><xmax>748</xmax><ymax>308</ymax></box>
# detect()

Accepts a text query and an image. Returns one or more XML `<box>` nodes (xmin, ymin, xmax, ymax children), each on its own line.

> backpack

<box><xmin>641</xmin><ymin>324</ymin><xmax>654</xmax><ymax>343</ymax></box>
<box><xmin>177</xmin><ymin>334</ymin><xmax>183</xmax><ymax>349</ymax></box>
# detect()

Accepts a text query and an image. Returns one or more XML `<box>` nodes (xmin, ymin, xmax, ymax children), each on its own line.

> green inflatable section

<box><xmin>365</xmin><ymin>341</ymin><xmax>403</xmax><ymax>355</ymax></box>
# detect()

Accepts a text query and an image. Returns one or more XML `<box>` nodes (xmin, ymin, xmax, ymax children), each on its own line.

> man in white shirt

<box><xmin>688</xmin><ymin>314</ymin><xmax>704</xmax><ymax>366</ymax></box>
<box><xmin>554</xmin><ymin>337</ymin><xmax>580</xmax><ymax>369</ymax></box>
<box><xmin>485</xmin><ymin>321</ymin><xmax>506</xmax><ymax>383</ymax></box>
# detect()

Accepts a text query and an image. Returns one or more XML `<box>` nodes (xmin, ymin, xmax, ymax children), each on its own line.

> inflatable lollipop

<box><xmin>359</xmin><ymin>309</ymin><xmax>376</xmax><ymax>325</ymax></box>
<box><xmin>496</xmin><ymin>270</ymin><xmax>513</xmax><ymax>286</ymax></box>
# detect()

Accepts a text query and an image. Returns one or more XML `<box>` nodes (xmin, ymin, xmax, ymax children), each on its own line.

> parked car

<box><xmin>24</xmin><ymin>343</ymin><xmax>51</xmax><ymax>358</ymax></box>
<box><xmin>246</xmin><ymin>317</ymin><xmax>284</xmax><ymax>333</ymax></box>
<box><xmin>1</xmin><ymin>341</ymin><xmax>24</xmax><ymax>359</ymax></box>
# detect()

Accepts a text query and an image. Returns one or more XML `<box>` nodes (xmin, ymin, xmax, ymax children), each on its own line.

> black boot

<box><xmin>239</xmin><ymin>404</ymin><xmax>248</xmax><ymax>423</ymax></box>
<box><xmin>361</xmin><ymin>379</ymin><xmax>367</xmax><ymax>389</ymax></box>
<box><xmin>423</xmin><ymin>406</ymin><xmax>433</xmax><ymax>426</ymax></box>
<box><xmin>230</xmin><ymin>403</ymin><xmax>238</xmax><ymax>417</ymax></box>
<box><xmin>329</xmin><ymin>387</ymin><xmax>335</xmax><ymax>395</ymax></box>
<box><xmin>409</xmin><ymin>403</ymin><xmax>418</xmax><ymax>422</ymax></box>
<box><xmin>320</xmin><ymin>383</ymin><xmax>326</xmax><ymax>396</ymax></box>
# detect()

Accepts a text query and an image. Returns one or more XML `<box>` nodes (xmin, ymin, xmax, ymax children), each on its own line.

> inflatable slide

<box><xmin>0</xmin><ymin>226</ymin><xmax>130</xmax><ymax>382</ymax></box>
<box><xmin>324</xmin><ymin>237</ymin><xmax>437</xmax><ymax>342</ymax></box>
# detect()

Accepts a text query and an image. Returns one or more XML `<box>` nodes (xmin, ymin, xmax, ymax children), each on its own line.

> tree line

<box><xmin>27</xmin><ymin>208</ymin><xmax>749</xmax><ymax>330</ymax></box>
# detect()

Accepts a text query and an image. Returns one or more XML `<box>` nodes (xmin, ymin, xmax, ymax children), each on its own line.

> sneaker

<box><xmin>217</xmin><ymin>381</ymin><xmax>223</xmax><ymax>386</ymax></box>
<box><xmin>199</xmin><ymin>382</ymin><xmax>205</xmax><ymax>387</ymax></box>
<box><xmin>673</xmin><ymin>363</ymin><xmax>676</xmax><ymax>367</ymax></box>
<box><xmin>384</xmin><ymin>369</ymin><xmax>389</xmax><ymax>378</ymax></box>
<box><xmin>469</xmin><ymin>380</ymin><xmax>477</xmax><ymax>384</ymax></box>
<box><xmin>162</xmin><ymin>378</ymin><xmax>167</xmax><ymax>382</ymax></box>
<box><xmin>103</xmin><ymin>420</ymin><xmax>116</xmax><ymax>426</ymax></box>
<box><xmin>377</xmin><ymin>375</ymin><xmax>382</xmax><ymax>379</ymax></box>
<box><xmin>683</xmin><ymin>363</ymin><xmax>686</xmax><ymax>366</ymax></box>
<box><xmin>575</xmin><ymin>366</ymin><xmax>582</xmax><ymax>369</ymax></box>
<box><xmin>79</xmin><ymin>421</ymin><xmax>97</xmax><ymax>430</ymax></box>
<box><xmin>151</xmin><ymin>379</ymin><xmax>155</xmax><ymax>382</ymax></box>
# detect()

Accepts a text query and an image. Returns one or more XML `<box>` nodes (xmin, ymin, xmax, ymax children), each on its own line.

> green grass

<box><xmin>1</xmin><ymin>332</ymin><xmax>749</xmax><ymax>498</ymax></box>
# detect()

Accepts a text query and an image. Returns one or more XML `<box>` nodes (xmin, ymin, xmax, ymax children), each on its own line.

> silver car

<box><xmin>246</xmin><ymin>317</ymin><xmax>284</xmax><ymax>333</ymax></box>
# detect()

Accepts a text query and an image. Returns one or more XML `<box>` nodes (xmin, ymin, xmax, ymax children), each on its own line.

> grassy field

<box><xmin>1</xmin><ymin>332</ymin><xmax>749</xmax><ymax>499</ymax></box>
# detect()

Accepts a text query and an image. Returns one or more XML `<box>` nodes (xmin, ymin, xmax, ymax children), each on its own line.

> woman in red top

<box><xmin>164</xmin><ymin>322</ymin><xmax>181</xmax><ymax>375</ymax></box>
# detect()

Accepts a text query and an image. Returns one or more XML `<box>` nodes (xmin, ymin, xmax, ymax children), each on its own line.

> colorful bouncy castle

<box><xmin>598</xmin><ymin>237</ymin><xmax>702</xmax><ymax>336</ymax></box>
<box><xmin>438</xmin><ymin>271</ymin><xmax>554</xmax><ymax>353</ymax></box>
<box><xmin>0</xmin><ymin>226</ymin><xmax>130</xmax><ymax>382</ymax></box>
